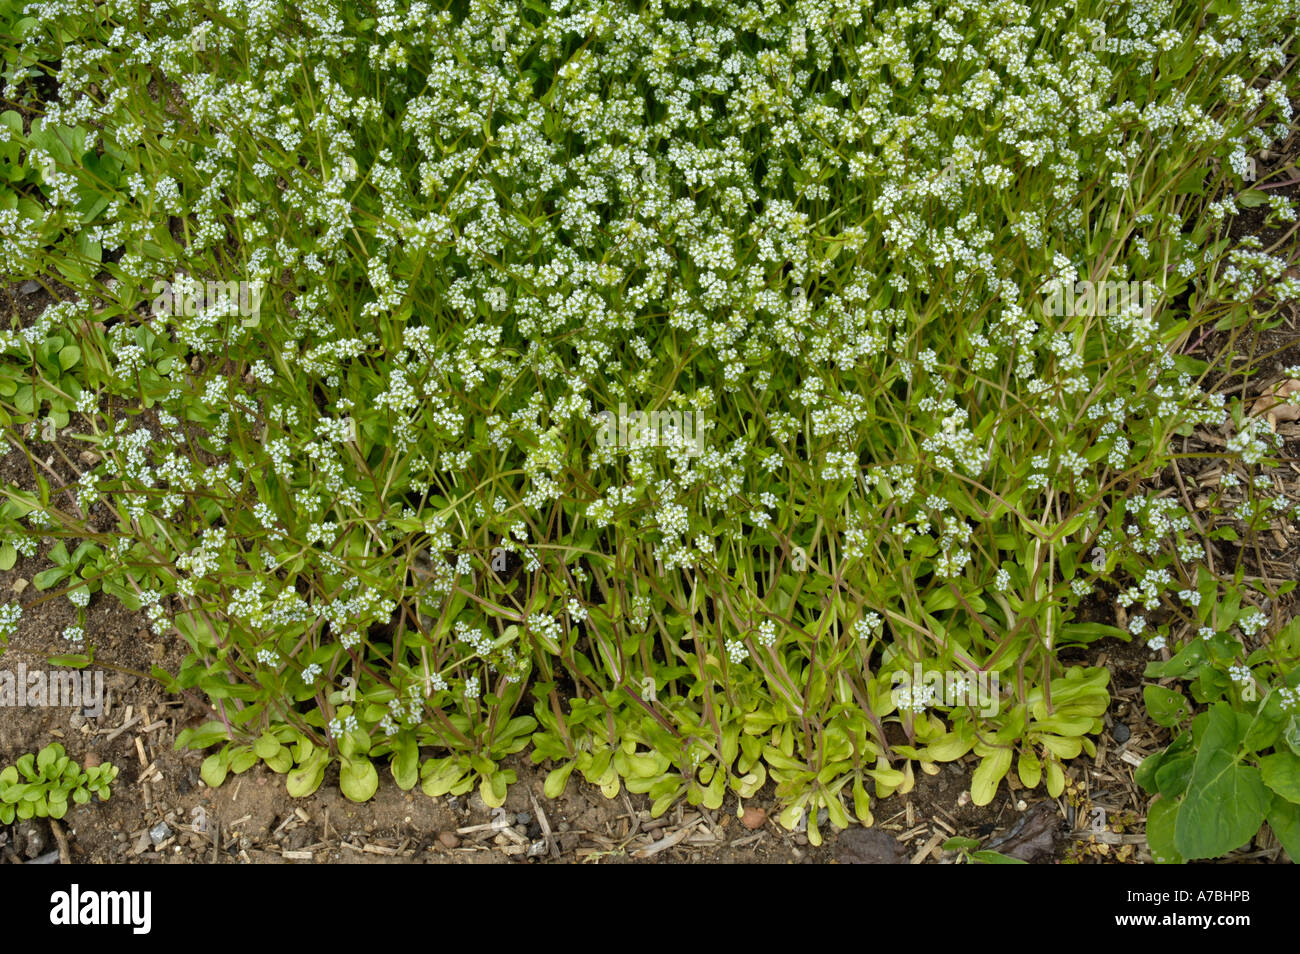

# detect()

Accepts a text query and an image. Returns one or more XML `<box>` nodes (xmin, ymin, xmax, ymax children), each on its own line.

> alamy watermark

<box><xmin>151</xmin><ymin>274</ymin><xmax>264</xmax><ymax>321</ymax></box>
<box><xmin>595</xmin><ymin>402</ymin><xmax>706</xmax><ymax>457</ymax></box>
<box><xmin>50</xmin><ymin>884</ymin><xmax>151</xmax><ymax>934</ymax></box>
<box><xmin>0</xmin><ymin>665</ymin><xmax>104</xmax><ymax>717</ymax></box>
<box><xmin>1043</xmin><ymin>279</ymin><xmax>1159</xmax><ymax>319</ymax></box>
<box><xmin>891</xmin><ymin>664</ymin><xmax>1001</xmax><ymax>717</ymax></box>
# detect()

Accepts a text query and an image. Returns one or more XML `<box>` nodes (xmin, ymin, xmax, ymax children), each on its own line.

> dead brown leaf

<box><xmin>1250</xmin><ymin>379</ymin><xmax>1300</xmax><ymax>429</ymax></box>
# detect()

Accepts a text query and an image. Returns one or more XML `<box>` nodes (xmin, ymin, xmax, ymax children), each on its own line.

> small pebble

<box><xmin>740</xmin><ymin>806</ymin><xmax>767</xmax><ymax>830</ymax></box>
<box><xmin>1111</xmin><ymin>723</ymin><xmax>1131</xmax><ymax>744</ymax></box>
<box><xmin>83</xmin><ymin>751</ymin><xmax>100</xmax><ymax>768</ymax></box>
<box><xmin>835</xmin><ymin>828</ymin><xmax>906</xmax><ymax>864</ymax></box>
<box><xmin>516</xmin><ymin>812</ymin><xmax>530</xmax><ymax>826</ymax></box>
<box><xmin>149</xmin><ymin>821</ymin><xmax>171</xmax><ymax>846</ymax></box>
<box><xmin>16</xmin><ymin>820</ymin><xmax>46</xmax><ymax>859</ymax></box>
<box><xmin>437</xmin><ymin>831</ymin><xmax>460</xmax><ymax>849</ymax></box>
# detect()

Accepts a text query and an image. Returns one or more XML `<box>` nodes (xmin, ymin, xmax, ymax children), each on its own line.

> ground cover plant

<box><xmin>1</xmin><ymin>0</ymin><xmax>1299</xmax><ymax>859</ymax></box>
<box><xmin>0</xmin><ymin>743</ymin><xmax>116</xmax><ymax>822</ymax></box>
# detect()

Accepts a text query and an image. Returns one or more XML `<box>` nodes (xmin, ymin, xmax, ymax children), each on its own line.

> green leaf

<box><xmin>264</xmin><ymin>746</ymin><xmax>293</xmax><ymax>774</ymax></box>
<box><xmin>1017</xmin><ymin>747</ymin><xmax>1041</xmax><ymax>789</ymax></box>
<box><xmin>176</xmin><ymin>720</ymin><xmax>230</xmax><ymax>751</ymax></box>
<box><xmin>970</xmin><ymin>747</ymin><xmax>1012</xmax><ymax>806</ymax></box>
<box><xmin>32</xmin><ymin>566</ymin><xmax>69</xmax><ymax>590</ymax></box>
<box><xmin>1174</xmin><ymin>703</ymin><xmax>1270</xmax><ymax>859</ymax></box>
<box><xmin>200</xmin><ymin>750</ymin><xmax>229</xmax><ymax>788</ymax></box>
<box><xmin>392</xmin><ymin>737</ymin><xmax>419</xmax><ymax>791</ymax></box>
<box><xmin>36</xmin><ymin>744</ymin><xmax>63</xmax><ymax>773</ymax></box>
<box><xmin>480</xmin><ymin>770</ymin><xmax>509</xmax><ymax>808</ymax></box>
<box><xmin>1242</xmin><ymin>705</ymin><xmax>1282</xmax><ymax>754</ymax></box>
<box><xmin>1159</xmin><ymin>750</ymin><xmax>1200</xmax><ymax>797</ymax></box>
<box><xmin>1143</xmin><ymin>685</ymin><xmax>1191</xmax><ymax>727</ymax></box>
<box><xmin>1284</xmin><ymin>716</ymin><xmax>1300</xmax><ymax>758</ymax></box>
<box><xmin>923</xmin><ymin>732</ymin><xmax>973</xmax><ymax>762</ymax></box>
<box><xmin>1260</xmin><ymin>751</ymin><xmax>1300</xmax><ymax>804</ymax></box>
<box><xmin>149</xmin><ymin>665</ymin><xmax>181</xmax><ymax>693</ymax></box>
<box><xmin>1145</xmin><ymin>637</ymin><xmax>1205</xmax><ymax>679</ymax></box>
<box><xmin>545</xmin><ymin>759</ymin><xmax>577</xmax><ymax>798</ymax></box>
<box><xmin>1059</xmin><ymin>621</ymin><xmax>1128</xmax><ymax>644</ymax></box>
<box><xmin>57</xmin><ymin>345</ymin><xmax>81</xmax><ymax>370</ymax></box>
<box><xmin>971</xmin><ymin>849</ymin><xmax>1027</xmax><ymax>864</ymax></box>
<box><xmin>229</xmin><ymin>747</ymin><xmax>258</xmax><ymax>774</ymax></box>
<box><xmin>1043</xmin><ymin>756</ymin><xmax>1065</xmax><ymax>797</ymax></box>
<box><xmin>1266</xmin><ymin>796</ymin><xmax>1300</xmax><ymax>862</ymax></box>
<box><xmin>1145</xmin><ymin>795</ymin><xmax>1183</xmax><ymax>864</ymax></box>
<box><xmin>286</xmin><ymin>751</ymin><xmax>329</xmax><ymax>798</ymax></box>
<box><xmin>340</xmin><ymin>757</ymin><xmax>379</xmax><ymax>802</ymax></box>
<box><xmin>702</xmin><ymin>766</ymin><xmax>725</xmax><ymax>810</ymax></box>
<box><xmin>420</xmin><ymin>756</ymin><xmax>468</xmax><ymax>797</ymax></box>
<box><xmin>45</xmin><ymin>653</ymin><xmax>93</xmax><ymax>669</ymax></box>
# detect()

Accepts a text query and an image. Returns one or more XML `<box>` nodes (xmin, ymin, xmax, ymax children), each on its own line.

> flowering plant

<box><xmin>1</xmin><ymin>0</ymin><xmax>1298</xmax><ymax>855</ymax></box>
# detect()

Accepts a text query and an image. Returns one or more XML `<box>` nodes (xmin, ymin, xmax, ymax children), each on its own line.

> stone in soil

<box><xmin>740</xmin><ymin>806</ymin><xmax>767</xmax><ymax>830</ymax></box>
<box><xmin>835</xmin><ymin>828</ymin><xmax>906</xmax><ymax>864</ymax></box>
<box><xmin>16</xmin><ymin>820</ymin><xmax>46</xmax><ymax>859</ymax></box>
